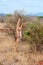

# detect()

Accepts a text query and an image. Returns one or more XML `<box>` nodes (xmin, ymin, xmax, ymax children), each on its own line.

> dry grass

<box><xmin>0</xmin><ymin>33</ymin><xmax>43</xmax><ymax>65</ymax></box>
<box><xmin>0</xmin><ymin>16</ymin><xmax>43</xmax><ymax>65</ymax></box>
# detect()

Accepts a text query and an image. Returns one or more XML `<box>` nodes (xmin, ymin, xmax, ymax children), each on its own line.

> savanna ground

<box><xmin>0</xmin><ymin>33</ymin><xmax>43</xmax><ymax>65</ymax></box>
<box><xmin>0</xmin><ymin>13</ymin><xmax>43</xmax><ymax>65</ymax></box>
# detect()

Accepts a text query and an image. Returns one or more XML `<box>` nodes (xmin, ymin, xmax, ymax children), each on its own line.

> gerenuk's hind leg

<box><xmin>15</xmin><ymin>38</ymin><xmax>20</xmax><ymax>52</ymax></box>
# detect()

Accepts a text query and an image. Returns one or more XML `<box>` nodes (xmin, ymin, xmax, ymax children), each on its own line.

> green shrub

<box><xmin>23</xmin><ymin>22</ymin><xmax>43</xmax><ymax>52</ymax></box>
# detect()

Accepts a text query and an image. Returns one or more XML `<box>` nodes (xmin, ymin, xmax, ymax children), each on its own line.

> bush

<box><xmin>23</xmin><ymin>22</ymin><xmax>43</xmax><ymax>52</ymax></box>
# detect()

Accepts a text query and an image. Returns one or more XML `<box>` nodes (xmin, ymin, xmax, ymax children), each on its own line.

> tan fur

<box><xmin>15</xmin><ymin>17</ymin><xmax>22</xmax><ymax>51</ymax></box>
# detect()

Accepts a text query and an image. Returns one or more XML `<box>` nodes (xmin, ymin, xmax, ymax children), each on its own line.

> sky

<box><xmin>0</xmin><ymin>0</ymin><xmax>43</xmax><ymax>14</ymax></box>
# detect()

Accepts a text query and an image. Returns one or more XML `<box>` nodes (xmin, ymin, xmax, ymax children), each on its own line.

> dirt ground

<box><xmin>0</xmin><ymin>33</ymin><xmax>43</xmax><ymax>65</ymax></box>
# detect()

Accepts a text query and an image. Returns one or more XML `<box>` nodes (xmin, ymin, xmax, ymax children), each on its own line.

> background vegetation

<box><xmin>0</xmin><ymin>11</ymin><xmax>43</xmax><ymax>53</ymax></box>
